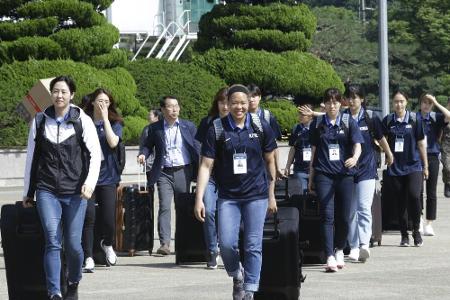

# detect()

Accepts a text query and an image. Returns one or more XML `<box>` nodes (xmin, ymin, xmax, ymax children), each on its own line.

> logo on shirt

<box><xmin>249</xmin><ymin>133</ymin><xmax>259</xmax><ymax>139</ymax></box>
<box><xmin>360</xmin><ymin>126</ymin><xmax>368</xmax><ymax>131</ymax></box>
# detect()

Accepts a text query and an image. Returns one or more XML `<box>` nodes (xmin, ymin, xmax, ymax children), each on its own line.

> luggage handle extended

<box><xmin>137</xmin><ymin>163</ymin><xmax>147</xmax><ymax>192</ymax></box>
<box><xmin>263</xmin><ymin>212</ymin><xmax>280</xmax><ymax>241</ymax></box>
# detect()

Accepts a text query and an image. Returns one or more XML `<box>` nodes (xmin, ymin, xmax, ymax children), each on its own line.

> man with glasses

<box><xmin>138</xmin><ymin>96</ymin><xmax>200</xmax><ymax>255</ymax></box>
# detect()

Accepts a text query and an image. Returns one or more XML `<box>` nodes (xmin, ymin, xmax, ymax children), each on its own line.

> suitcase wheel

<box><xmin>128</xmin><ymin>249</ymin><xmax>135</xmax><ymax>257</ymax></box>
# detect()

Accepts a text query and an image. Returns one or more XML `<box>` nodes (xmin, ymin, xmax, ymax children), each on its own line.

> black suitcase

<box><xmin>274</xmin><ymin>176</ymin><xmax>303</xmax><ymax>204</ymax></box>
<box><xmin>1</xmin><ymin>202</ymin><xmax>67</xmax><ymax>300</ymax></box>
<box><xmin>370</xmin><ymin>187</ymin><xmax>382</xmax><ymax>247</ymax></box>
<box><xmin>381</xmin><ymin>170</ymin><xmax>413</xmax><ymax>231</ymax></box>
<box><xmin>115</xmin><ymin>185</ymin><xmax>154</xmax><ymax>256</ymax></box>
<box><xmin>174</xmin><ymin>190</ymin><xmax>207</xmax><ymax>264</ymax></box>
<box><xmin>254</xmin><ymin>207</ymin><xmax>302</xmax><ymax>300</ymax></box>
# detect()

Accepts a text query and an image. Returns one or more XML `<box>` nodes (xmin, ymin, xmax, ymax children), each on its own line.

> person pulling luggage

<box><xmin>194</xmin><ymin>87</ymin><xmax>229</xmax><ymax>269</ymax></box>
<box><xmin>81</xmin><ymin>88</ymin><xmax>124</xmax><ymax>272</ymax></box>
<box><xmin>194</xmin><ymin>84</ymin><xmax>277</xmax><ymax>300</ymax></box>
<box><xmin>22</xmin><ymin>76</ymin><xmax>101</xmax><ymax>300</ymax></box>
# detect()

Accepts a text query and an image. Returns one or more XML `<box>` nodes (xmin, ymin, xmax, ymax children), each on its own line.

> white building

<box><xmin>106</xmin><ymin>0</ymin><xmax>220</xmax><ymax>60</ymax></box>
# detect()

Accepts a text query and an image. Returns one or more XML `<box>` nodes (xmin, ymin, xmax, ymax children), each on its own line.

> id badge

<box><xmin>233</xmin><ymin>153</ymin><xmax>247</xmax><ymax>174</ymax></box>
<box><xmin>329</xmin><ymin>144</ymin><xmax>340</xmax><ymax>161</ymax></box>
<box><xmin>303</xmin><ymin>147</ymin><xmax>312</xmax><ymax>162</ymax></box>
<box><xmin>395</xmin><ymin>138</ymin><xmax>404</xmax><ymax>153</ymax></box>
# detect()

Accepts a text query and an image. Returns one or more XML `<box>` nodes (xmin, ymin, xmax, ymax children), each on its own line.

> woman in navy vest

<box><xmin>417</xmin><ymin>93</ymin><xmax>450</xmax><ymax>236</ymax></box>
<box><xmin>82</xmin><ymin>88</ymin><xmax>123</xmax><ymax>272</ymax></box>
<box><xmin>195</xmin><ymin>84</ymin><xmax>277</xmax><ymax>300</ymax></box>
<box><xmin>379</xmin><ymin>90</ymin><xmax>428</xmax><ymax>247</ymax></box>
<box><xmin>343</xmin><ymin>84</ymin><xmax>393</xmax><ymax>263</ymax></box>
<box><xmin>308</xmin><ymin>88</ymin><xmax>363</xmax><ymax>272</ymax></box>
<box><xmin>194</xmin><ymin>87</ymin><xmax>229</xmax><ymax>269</ymax></box>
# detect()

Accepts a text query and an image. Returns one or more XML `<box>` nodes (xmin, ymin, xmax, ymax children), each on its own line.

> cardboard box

<box><xmin>16</xmin><ymin>78</ymin><xmax>54</xmax><ymax>124</ymax></box>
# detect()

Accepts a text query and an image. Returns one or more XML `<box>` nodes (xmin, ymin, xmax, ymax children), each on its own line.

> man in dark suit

<box><xmin>138</xmin><ymin>96</ymin><xmax>200</xmax><ymax>255</ymax></box>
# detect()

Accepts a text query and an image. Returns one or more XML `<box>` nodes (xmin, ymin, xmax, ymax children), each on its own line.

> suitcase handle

<box><xmin>137</xmin><ymin>162</ymin><xmax>147</xmax><ymax>192</ymax></box>
<box><xmin>14</xmin><ymin>202</ymin><xmax>43</xmax><ymax>238</ymax></box>
<box><xmin>263</xmin><ymin>212</ymin><xmax>280</xmax><ymax>240</ymax></box>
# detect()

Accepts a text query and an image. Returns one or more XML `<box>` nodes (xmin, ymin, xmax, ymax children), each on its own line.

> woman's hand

<box><xmin>95</xmin><ymin>101</ymin><xmax>109</xmax><ymax>121</ymax></box>
<box><xmin>344</xmin><ymin>156</ymin><xmax>358</xmax><ymax>168</ymax></box>
<box><xmin>194</xmin><ymin>200</ymin><xmax>205</xmax><ymax>222</ymax></box>
<box><xmin>81</xmin><ymin>185</ymin><xmax>94</xmax><ymax>200</ymax></box>
<box><xmin>284</xmin><ymin>167</ymin><xmax>290</xmax><ymax>177</ymax></box>
<box><xmin>423</xmin><ymin>167</ymin><xmax>429</xmax><ymax>180</ymax></box>
<box><xmin>267</xmin><ymin>197</ymin><xmax>277</xmax><ymax>214</ymax></box>
<box><xmin>137</xmin><ymin>154</ymin><xmax>146</xmax><ymax>164</ymax></box>
<box><xmin>385</xmin><ymin>152</ymin><xmax>394</xmax><ymax>166</ymax></box>
<box><xmin>22</xmin><ymin>196</ymin><xmax>34</xmax><ymax>208</ymax></box>
<box><xmin>298</xmin><ymin>105</ymin><xmax>314</xmax><ymax>117</ymax></box>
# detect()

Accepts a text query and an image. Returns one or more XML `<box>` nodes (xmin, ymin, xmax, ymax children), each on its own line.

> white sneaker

<box><xmin>424</xmin><ymin>223</ymin><xmax>435</xmax><ymax>236</ymax></box>
<box><xmin>359</xmin><ymin>246</ymin><xmax>370</xmax><ymax>263</ymax></box>
<box><xmin>325</xmin><ymin>256</ymin><xmax>338</xmax><ymax>272</ymax></box>
<box><xmin>84</xmin><ymin>257</ymin><xmax>95</xmax><ymax>273</ymax></box>
<box><xmin>335</xmin><ymin>250</ymin><xmax>345</xmax><ymax>269</ymax></box>
<box><xmin>348</xmin><ymin>248</ymin><xmax>359</xmax><ymax>262</ymax></box>
<box><xmin>419</xmin><ymin>217</ymin><xmax>424</xmax><ymax>234</ymax></box>
<box><xmin>101</xmin><ymin>240</ymin><xmax>117</xmax><ymax>266</ymax></box>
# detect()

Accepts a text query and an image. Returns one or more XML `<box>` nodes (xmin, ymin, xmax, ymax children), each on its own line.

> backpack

<box><xmin>113</xmin><ymin>140</ymin><xmax>126</xmax><ymax>175</ymax></box>
<box><xmin>212</xmin><ymin>113</ymin><xmax>265</xmax><ymax>150</ymax></box>
<box><xmin>262</xmin><ymin>109</ymin><xmax>270</xmax><ymax>123</ymax></box>
<box><xmin>386</xmin><ymin>111</ymin><xmax>417</xmax><ymax>127</ymax></box>
<box><xmin>315</xmin><ymin>113</ymin><xmax>350</xmax><ymax>137</ymax></box>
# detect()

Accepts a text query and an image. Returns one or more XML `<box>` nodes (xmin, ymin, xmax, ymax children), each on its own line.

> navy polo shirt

<box><xmin>418</xmin><ymin>111</ymin><xmax>446</xmax><ymax>155</ymax></box>
<box><xmin>345</xmin><ymin>109</ymin><xmax>383</xmax><ymax>182</ymax></box>
<box><xmin>258</xmin><ymin>108</ymin><xmax>282</xmax><ymax>140</ymax></box>
<box><xmin>202</xmin><ymin>113</ymin><xmax>277</xmax><ymax>201</ymax></box>
<box><xmin>289</xmin><ymin>123</ymin><xmax>311</xmax><ymax>173</ymax></box>
<box><xmin>380</xmin><ymin>111</ymin><xmax>425</xmax><ymax>176</ymax></box>
<box><xmin>310</xmin><ymin>113</ymin><xmax>364</xmax><ymax>176</ymax></box>
<box><xmin>96</xmin><ymin>121</ymin><xmax>123</xmax><ymax>186</ymax></box>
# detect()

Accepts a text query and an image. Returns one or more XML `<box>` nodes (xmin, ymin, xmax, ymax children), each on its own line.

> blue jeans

<box><xmin>347</xmin><ymin>179</ymin><xmax>376</xmax><ymax>249</ymax></box>
<box><xmin>203</xmin><ymin>180</ymin><xmax>219</xmax><ymax>253</ymax></box>
<box><xmin>294</xmin><ymin>171</ymin><xmax>309</xmax><ymax>194</ymax></box>
<box><xmin>218</xmin><ymin>198</ymin><xmax>268</xmax><ymax>292</ymax></box>
<box><xmin>314</xmin><ymin>172</ymin><xmax>354</xmax><ymax>257</ymax></box>
<box><xmin>36</xmin><ymin>190</ymin><xmax>87</xmax><ymax>296</ymax></box>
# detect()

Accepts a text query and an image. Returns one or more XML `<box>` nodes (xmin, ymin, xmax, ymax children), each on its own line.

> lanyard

<box><xmin>165</xmin><ymin>123</ymin><xmax>179</xmax><ymax>150</ymax></box>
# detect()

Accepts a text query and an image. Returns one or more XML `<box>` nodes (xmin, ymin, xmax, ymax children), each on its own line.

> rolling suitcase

<box><xmin>1</xmin><ymin>202</ymin><xmax>67</xmax><ymax>300</ymax></box>
<box><xmin>115</xmin><ymin>184</ymin><xmax>154</xmax><ymax>256</ymax></box>
<box><xmin>174</xmin><ymin>188</ymin><xmax>207</xmax><ymax>264</ymax></box>
<box><xmin>254</xmin><ymin>207</ymin><xmax>302</xmax><ymax>300</ymax></box>
<box><xmin>274</xmin><ymin>176</ymin><xmax>303</xmax><ymax>205</ymax></box>
<box><xmin>370</xmin><ymin>186</ymin><xmax>382</xmax><ymax>247</ymax></box>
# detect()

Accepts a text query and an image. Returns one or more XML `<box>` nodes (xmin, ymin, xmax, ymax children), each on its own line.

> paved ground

<box><xmin>1</xmin><ymin>182</ymin><xmax>450</xmax><ymax>299</ymax></box>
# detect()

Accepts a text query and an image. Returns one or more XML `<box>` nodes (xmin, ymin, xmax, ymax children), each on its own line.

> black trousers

<box><xmin>82</xmin><ymin>184</ymin><xmax>117</xmax><ymax>258</ymax></box>
<box><xmin>420</xmin><ymin>155</ymin><xmax>439</xmax><ymax>220</ymax></box>
<box><xmin>390</xmin><ymin>172</ymin><xmax>423</xmax><ymax>235</ymax></box>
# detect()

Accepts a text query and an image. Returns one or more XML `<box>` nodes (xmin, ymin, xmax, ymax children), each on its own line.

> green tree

<box><xmin>0</xmin><ymin>0</ymin><xmax>119</xmax><ymax>67</ymax></box>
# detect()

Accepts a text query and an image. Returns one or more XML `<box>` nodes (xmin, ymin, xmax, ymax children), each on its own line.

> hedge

<box><xmin>83</xmin><ymin>0</ymin><xmax>114</xmax><ymax>12</ymax></box>
<box><xmin>16</xmin><ymin>0</ymin><xmax>106</xmax><ymax>28</ymax></box>
<box><xmin>50</xmin><ymin>23</ymin><xmax>119</xmax><ymax>61</ymax></box>
<box><xmin>261</xmin><ymin>98</ymin><xmax>298</xmax><ymax>135</ymax></box>
<box><xmin>193</xmin><ymin>48</ymin><xmax>344</xmax><ymax>102</ymax></box>
<box><xmin>231</xmin><ymin>29</ymin><xmax>311</xmax><ymax>52</ymax></box>
<box><xmin>0</xmin><ymin>0</ymin><xmax>29</xmax><ymax>16</ymax></box>
<box><xmin>0</xmin><ymin>37</ymin><xmax>62</xmax><ymax>65</ymax></box>
<box><xmin>125</xmin><ymin>58</ymin><xmax>226</xmax><ymax>126</ymax></box>
<box><xmin>0</xmin><ymin>59</ymin><xmax>143</xmax><ymax>146</ymax></box>
<box><xmin>122</xmin><ymin>115</ymin><xmax>148</xmax><ymax>146</ymax></box>
<box><xmin>86</xmin><ymin>48</ymin><xmax>129</xmax><ymax>69</ymax></box>
<box><xmin>196</xmin><ymin>3</ymin><xmax>316</xmax><ymax>52</ymax></box>
<box><xmin>0</xmin><ymin>17</ymin><xmax>59</xmax><ymax>41</ymax></box>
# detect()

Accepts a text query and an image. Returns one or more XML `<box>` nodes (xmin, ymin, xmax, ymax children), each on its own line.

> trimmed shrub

<box><xmin>196</xmin><ymin>3</ymin><xmax>316</xmax><ymax>52</ymax></box>
<box><xmin>0</xmin><ymin>59</ymin><xmax>142</xmax><ymax>146</ymax></box>
<box><xmin>122</xmin><ymin>115</ymin><xmax>148</xmax><ymax>146</ymax></box>
<box><xmin>0</xmin><ymin>37</ymin><xmax>62</xmax><ymax>64</ymax></box>
<box><xmin>50</xmin><ymin>23</ymin><xmax>119</xmax><ymax>61</ymax></box>
<box><xmin>83</xmin><ymin>0</ymin><xmax>114</xmax><ymax>12</ymax></box>
<box><xmin>0</xmin><ymin>17</ymin><xmax>59</xmax><ymax>41</ymax></box>
<box><xmin>126</xmin><ymin>59</ymin><xmax>226</xmax><ymax>126</ymax></box>
<box><xmin>193</xmin><ymin>48</ymin><xmax>344</xmax><ymax>102</ymax></box>
<box><xmin>87</xmin><ymin>48</ymin><xmax>129</xmax><ymax>69</ymax></box>
<box><xmin>16</xmin><ymin>0</ymin><xmax>105</xmax><ymax>28</ymax></box>
<box><xmin>261</xmin><ymin>98</ymin><xmax>298</xmax><ymax>135</ymax></box>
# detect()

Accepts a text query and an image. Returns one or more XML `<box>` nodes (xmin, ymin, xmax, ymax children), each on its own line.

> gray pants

<box><xmin>156</xmin><ymin>165</ymin><xmax>193</xmax><ymax>245</ymax></box>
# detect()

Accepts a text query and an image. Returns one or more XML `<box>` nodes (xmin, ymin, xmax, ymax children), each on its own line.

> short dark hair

<box><xmin>323</xmin><ymin>88</ymin><xmax>342</xmax><ymax>103</ymax></box>
<box><xmin>150</xmin><ymin>108</ymin><xmax>163</xmax><ymax>121</ymax></box>
<box><xmin>227</xmin><ymin>84</ymin><xmax>249</xmax><ymax>100</ymax></box>
<box><xmin>83</xmin><ymin>88</ymin><xmax>123</xmax><ymax>124</ymax></box>
<box><xmin>247</xmin><ymin>83</ymin><xmax>261</xmax><ymax>96</ymax></box>
<box><xmin>209</xmin><ymin>87</ymin><xmax>228</xmax><ymax>117</ymax></box>
<box><xmin>344</xmin><ymin>83</ymin><xmax>365</xmax><ymax>100</ymax></box>
<box><xmin>50</xmin><ymin>75</ymin><xmax>76</xmax><ymax>94</ymax></box>
<box><xmin>160</xmin><ymin>95</ymin><xmax>178</xmax><ymax>107</ymax></box>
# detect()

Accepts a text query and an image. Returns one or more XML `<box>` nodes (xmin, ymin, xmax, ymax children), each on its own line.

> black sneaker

<box><xmin>206</xmin><ymin>251</ymin><xmax>219</xmax><ymax>269</ymax></box>
<box><xmin>445</xmin><ymin>183</ymin><xmax>450</xmax><ymax>198</ymax></box>
<box><xmin>412</xmin><ymin>231</ymin><xmax>423</xmax><ymax>247</ymax></box>
<box><xmin>65</xmin><ymin>282</ymin><xmax>79</xmax><ymax>300</ymax></box>
<box><xmin>400</xmin><ymin>235</ymin><xmax>410</xmax><ymax>247</ymax></box>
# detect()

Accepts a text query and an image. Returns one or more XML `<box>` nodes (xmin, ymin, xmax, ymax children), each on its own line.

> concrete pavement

<box><xmin>1</xmin><ymin>183</ymin><xmax>450</xmax><ymax>299</ymax></box>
